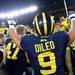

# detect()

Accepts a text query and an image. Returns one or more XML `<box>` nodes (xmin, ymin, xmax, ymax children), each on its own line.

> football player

<box><xmin>5</xmin><ymin>25</ymin><xmax>28</xmax><ymax>75</ymax></box>
<box><xmin>8</xmin><ymin>12</ymin><xmax>75</xmax><ymax>75</ymax></box>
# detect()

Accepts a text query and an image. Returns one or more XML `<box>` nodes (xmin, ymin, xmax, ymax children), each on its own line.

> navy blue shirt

<box><xmin>20</xmin><ymin>31</ymin><xmax>69</xmax><ymax>75</ymax></box>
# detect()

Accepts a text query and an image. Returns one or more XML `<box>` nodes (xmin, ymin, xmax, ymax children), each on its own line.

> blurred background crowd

<box><xmin>0</xmin><ymin>0</ymin><xmax>75</xmax><ymax>75</ymax></box>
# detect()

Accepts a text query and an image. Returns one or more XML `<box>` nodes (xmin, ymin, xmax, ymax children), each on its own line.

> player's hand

<box><xmin>68</xmin><ymin>11</ymin><xmax>75</xmax><ymax>21</ymax></box>
<box><xmin>7</xmin><ymin>20</ymin><xmax>16</xmax><ymax>28</ymax></box>
<box><xmin>8</xmin><ymin>28</ymin><xmax>17</xmax><ymax>37</ymax></box>
<box><xmin>70</xmin><ymin>44</ymin><xmax>75</xmax><ymax>48</ymax></box>
<box><xmin>8</xmin><ymin>27</ymin><xmax>21</xmax><ymax>49</ymax></box>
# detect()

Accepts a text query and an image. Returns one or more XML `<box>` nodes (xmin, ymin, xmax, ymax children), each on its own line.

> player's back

<box><xmin>21</xmin><ymin>31</ymin><xmax>69</xmax><ymax>75</ymax></box>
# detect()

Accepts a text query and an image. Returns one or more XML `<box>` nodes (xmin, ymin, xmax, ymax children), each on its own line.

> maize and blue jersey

<box><xmin>5</xmin><ymin>38</ymin><xmax>27</xmax><ymax>75</ymax></box>
<box><xmin>20</xmin><ymin>31</ymin><xmax>69</xmax><ymax>75</ymax></box>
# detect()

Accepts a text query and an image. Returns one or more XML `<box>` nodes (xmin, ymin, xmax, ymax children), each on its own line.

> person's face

<box><xmin>60</xmin><ymin>16</ymin><xmax>65</xmax><ymax>21</ymax></box>
<box><xmin>0</xmin><ymin>34</ymin><xmax>4</xmax><ymax>43</ymax></box>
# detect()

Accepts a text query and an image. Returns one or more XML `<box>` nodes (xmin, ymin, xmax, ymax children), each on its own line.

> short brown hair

<box><xmin>15</xmin><ymin>25</ymin><xmax>26</xmax><ymax>35</ymax></box>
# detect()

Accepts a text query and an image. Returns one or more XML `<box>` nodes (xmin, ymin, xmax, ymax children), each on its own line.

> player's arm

<box><xmin>8</xmin><ymin>28</ymin><xmax>21</xmax><ymax>48</ymax></box>
<box><xmin>68</xmin><ymin>13</ymin><xmax>75</xmax><ymax>43</ymax></box>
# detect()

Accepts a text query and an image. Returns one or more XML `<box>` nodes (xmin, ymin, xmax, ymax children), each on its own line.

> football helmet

<box><xmin>33</xmin><ymin>12</ymin><xmax>55</xmax><ymax>36</ymax></box>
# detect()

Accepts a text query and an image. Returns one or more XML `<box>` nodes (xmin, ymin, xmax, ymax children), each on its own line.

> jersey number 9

<box><xmin>38</xmin><ymin>51</ymin><xmax>56</xmax><ymax>75</ymax></box>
